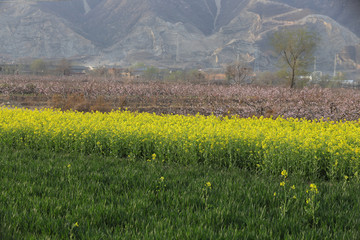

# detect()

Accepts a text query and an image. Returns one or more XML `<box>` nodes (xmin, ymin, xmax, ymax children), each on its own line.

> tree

<box><xmin>55</xmin><ymin>58</ymin><xmax>71</xmax><ymax>76</ymax></box>
<box><xmin>186</xmin><ymin>69</ymin><xmax>205</xmax><ymax>83</ymax></box>
<box><xmin>166</xmin><ymin>70</ymin><xmax>185</xmax><ymax>82</ymax></box>
<box><xmin>143</xmin><ymin>66</ymin><xmax>160</xmax><ymax>80</ymax></box>
<box><xmin>225</xmin><ymin>61</ymin><xmax>253</xmax><ymax>84</ymax></box>
<box><xmin>30</xmin><ymin>59</ymin><xmax>47</xmax><ymax>75</ymax></box>
<box><xmin>270</xmin><ymin>28</ymin><xmax>319</xmax><ymax>88</ymax></box>
<box><xmin>333</xmin><ymin>71</ymin><xmax>346</xmax><ymax>81</ymax></box>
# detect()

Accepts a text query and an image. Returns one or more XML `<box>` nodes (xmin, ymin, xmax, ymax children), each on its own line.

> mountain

<box><xmin>0</xmin><ymin>0</ymin><xmax>359</xmax><ymax>75</ymax></box>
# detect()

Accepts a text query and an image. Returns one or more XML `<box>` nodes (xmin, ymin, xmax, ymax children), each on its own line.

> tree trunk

<box><xmin>290</xmin><ymin>65</ymin><xmax>296</xmax><ymax>88</ymax></box>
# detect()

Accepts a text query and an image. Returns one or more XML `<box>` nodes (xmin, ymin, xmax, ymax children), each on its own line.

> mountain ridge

<box><xmin>0</xmin><ymin>0</ymin><xmax>359</xmax><ymax>75</ymax></box>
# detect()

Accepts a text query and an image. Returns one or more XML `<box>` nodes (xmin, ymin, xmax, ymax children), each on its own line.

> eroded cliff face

<box><xmin>275</xmin><ymin>0</ymin><xmax>360</xmax><ymax>37</ymax></box>
<box><xmin>0</xmin><ymin>3</ymin><xmax>98</xmax><ymax>60</ymax></box>
<box><xmin>0</xmin><ymin>0</ymin><xmax>359</xmax><ymax>73</ymax></box>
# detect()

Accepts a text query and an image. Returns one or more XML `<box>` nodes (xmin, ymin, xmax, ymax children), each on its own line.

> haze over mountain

<box><xmin>0</xmin><ymin>0</ymin><xmax>359</xmax><ymax>74</ymax></box>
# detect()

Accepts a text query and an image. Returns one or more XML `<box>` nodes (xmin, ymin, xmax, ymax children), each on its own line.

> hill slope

<box><xmin>0</xmin><ymin>0</ymin><xmax>359</xmax><ymax>74</ymax></box>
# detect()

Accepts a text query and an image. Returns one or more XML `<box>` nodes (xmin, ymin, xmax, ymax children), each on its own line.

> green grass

<box><xmin>1</xmin><ymin>147</ymin><xmax>360</xmax><ymax>239</ymax></box>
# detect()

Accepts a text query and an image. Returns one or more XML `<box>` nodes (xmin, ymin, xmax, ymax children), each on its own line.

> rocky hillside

<box><xmin>0</xmin><ymin>0</ymin><xmax>359</xmax><ymax>74</ymax></box>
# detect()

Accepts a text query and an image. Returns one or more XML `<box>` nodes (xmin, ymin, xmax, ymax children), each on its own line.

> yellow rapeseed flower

<box><xmin>280</xmin><ymin>181</ymin><xmax>285</xmax><ymax>187</ymax></box>
<box><xmin>205</xmin><ymin>182</ymin><xmax>212</xmax><ymax>188</ymax></box>
<box><xmin>281</xmin><ymin>170</ymin><xmax>288</xmax><ymax>178</ymax></box>
<box><xmin>309</xmin><ymin>183</ymin><xmax>319</xmax><ymax>194</ymax></box>
<box><xmin>1</xmin><ymin>107</ymin><xmax>360</xmax><ymax>180</ymax></box>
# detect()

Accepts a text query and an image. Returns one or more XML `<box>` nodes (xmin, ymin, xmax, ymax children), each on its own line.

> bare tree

<box><xmin>225</xmin><ymin>61</ymin><xmax>253</xmax><ymax>84</ymax></box>
<box><xmin>55</xmin><ymin>58</ymin><xmax>71</xmax><ymax>76</ymax></box>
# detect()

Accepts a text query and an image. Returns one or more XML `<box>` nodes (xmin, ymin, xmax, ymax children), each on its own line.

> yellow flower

<box><xmin>74</xmin><ymin>222</ymin><xmax>79</xmax><ymax>227</ymax></box>
<box><xmin>309</xmin><ymin>183</ymin><xmax>319</xmax><ymax>194</ymax></box>
<box><xmin>281</xmin><ymin>170</ymin><xmax>288</xmax><ymax>178</ymax></box>
<box><xmin>67</xmin><ymin>164</ymin><xmax>71</xmax><ymax>168</ymax></box>
<box><xmin>291</xmin><ymin>185</ymin><xmax>295</xmax><ymax>190</ymax></box>
<box><xmin>160</xmin><ymin>176</ymin><xmax>164</xmax><ymax>181</ymax></box>
<box><xmin>344</xmin><ymin>175</ymin><xmax>349</xmax><ymax>180</ymax></box>
<box><xmin>274</xmin><ymin>192</ymin><xmax>276</xmax><ymax>197</ymax></box>
<box><xmin>152</xmin><ymin>153</ymin><xmax>156</xmax><ymax>160</ymax></box>
<box><xmin>205</xmin><ymin>182</ymin><xmax>211</xmax><ymax>188</ymax></box>
<box><xmin>280</xmin><ymin>181</ymin><xmax>285</xmax><ymax>187</ymax></box>
<box><xmin>293</xmin><ymin>195</ymin><xmax>296</xmax><ymax>199</ymax></box>
<box><xmin>306</xmin><ymin>198</ymin><xmax>311</xmax><ymax>204</ymax></box>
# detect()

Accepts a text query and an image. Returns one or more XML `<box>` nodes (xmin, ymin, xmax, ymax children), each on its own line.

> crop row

<box><xmin>1</xmin><ymin>107</ymin><xmax>359</xmax><ymax>179</ymax></box>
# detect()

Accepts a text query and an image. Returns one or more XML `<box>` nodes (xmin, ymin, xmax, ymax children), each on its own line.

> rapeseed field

<box><xmin>1</xmin><ymin>107</ymin><xmax>359</xmax><ymax>179</ymax></box>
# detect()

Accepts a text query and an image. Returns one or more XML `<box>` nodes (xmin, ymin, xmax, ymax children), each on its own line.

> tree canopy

<box><xmin>270</xmin><ymin>28</ymin><xmax>319</xmax><ymax>88</ymax></box>
<box><xmin>30</xmin><ymin>59</ymin><xmax>47</xmax><ymax>75</ymax></box>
